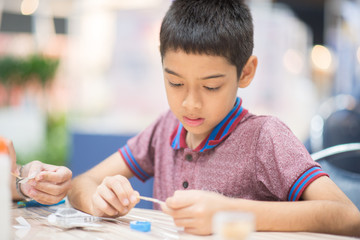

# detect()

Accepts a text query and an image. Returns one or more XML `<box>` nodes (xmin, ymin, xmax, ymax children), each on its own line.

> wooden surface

<box><xmin>11</xmin><ymin>202</ymin><xmax>358</xmax><ymax>240</ymax></box>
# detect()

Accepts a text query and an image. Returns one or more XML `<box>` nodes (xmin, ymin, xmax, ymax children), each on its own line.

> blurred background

<box><xmin>0</xmin><ymin>0</ymin><xmax>359</xmax><ymax>172</ymax></box>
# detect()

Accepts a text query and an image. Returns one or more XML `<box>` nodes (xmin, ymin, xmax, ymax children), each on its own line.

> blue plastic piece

<box><xmin>17</xmin><ymin>199</ymin><xmax>65</xmax><ymax>208</ymax></box>
<box><xmin>130</xmin><ymin>221</ymin><xmax>151</xmax><ymax>232</ymax></box>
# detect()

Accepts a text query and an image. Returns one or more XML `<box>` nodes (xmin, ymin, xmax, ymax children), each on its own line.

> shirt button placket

<box><xmin>182</xmin><ymin>151</ymin><xmax>193</xmax><ymax>189</ymax></box>
<box><xmin>185</xmin><ymin>154</ymin><xmax>193</xmax><ymax>162</ymax></box>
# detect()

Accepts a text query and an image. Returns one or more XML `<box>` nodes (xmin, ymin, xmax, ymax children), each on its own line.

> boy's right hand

<box><xmin>91</xmin><ymin>175</ymin><xmax>140</xmax><ymax>217</ymax></box>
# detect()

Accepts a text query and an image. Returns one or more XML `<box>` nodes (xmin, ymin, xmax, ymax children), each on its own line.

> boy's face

<box><xmin>163</xmin><ymin>50</ymin><xmax>240</xmax><ymax>143</ymax></box>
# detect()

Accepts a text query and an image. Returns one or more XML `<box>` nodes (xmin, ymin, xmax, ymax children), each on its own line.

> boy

<box><xmin>1</xmin><ymin>137</ymin><xmax>72</xmax><ymax>204</ymax></box>
<box><xmin>68</xmin><ymin>0</ymin><xmax>360</xmax><ymax>236</ymax></box>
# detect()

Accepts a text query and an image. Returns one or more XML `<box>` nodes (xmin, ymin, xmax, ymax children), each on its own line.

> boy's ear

<box><xmin>238</xmin><ymin>56</ymin><xmax>258</xmax><ymax>88</ymax></box>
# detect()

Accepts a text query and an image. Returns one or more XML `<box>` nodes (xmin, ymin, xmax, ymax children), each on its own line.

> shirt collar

<box><xmin>170</xmin><ymin>97</ymin><xmax>248</xmax><ymax>152</ymax></box>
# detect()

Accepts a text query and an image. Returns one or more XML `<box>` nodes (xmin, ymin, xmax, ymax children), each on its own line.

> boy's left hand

<box><xmin>162</xmin><ymin>190</ymin><xmax>229</xmax><ymax>235</ymax></box>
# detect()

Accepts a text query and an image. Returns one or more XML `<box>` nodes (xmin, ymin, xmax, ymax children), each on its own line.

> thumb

<box><xmin>166</xmin><ymin>190</ymin><xmax>196</xmax><ymax>209</ymax></box>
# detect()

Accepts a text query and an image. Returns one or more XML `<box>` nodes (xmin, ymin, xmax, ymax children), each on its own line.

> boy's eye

<box><xmin>168</xmin><ymin>81</ymin><xmax>183</xmax><ymax>87</ymax></box>
<box><xmin>204</xmin><ymin>86</ymin><xmax>220</xmax><ymax>91</ymax></box>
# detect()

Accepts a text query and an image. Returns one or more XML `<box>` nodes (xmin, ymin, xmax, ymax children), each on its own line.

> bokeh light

<box><xmin>311</xmin><ymin>45</ymin><xmax>332</xmax><ymax>71</ymax></box>
<box><xmin>21</xmin><ymin>0</ymin><xmax>39</xmax><ymax>15</ymax></box>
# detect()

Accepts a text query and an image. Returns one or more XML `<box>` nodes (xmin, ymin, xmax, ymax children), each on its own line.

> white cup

<box><xmin>213</xmin><ymin>211</ymin><xmax>255</xmax><ymax>240</ymax></box>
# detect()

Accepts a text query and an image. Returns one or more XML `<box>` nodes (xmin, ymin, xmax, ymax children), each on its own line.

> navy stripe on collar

<box><xmin>170</xmin><ymin>97</ymin><xmax>248</xmax><ymax>152</ymax></box>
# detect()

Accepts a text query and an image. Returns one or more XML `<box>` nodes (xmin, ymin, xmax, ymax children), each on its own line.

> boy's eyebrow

<box><xmin>164</xmin><ymin>68</ymin><xmax>225</xmax><ymax>80</ymax></box>
<box><xmin>164</xmin><ymin>68</ymin><xmax>183</xmax><ymax>78</ymax></box>
<box><xmin>200</xmin><ymin>74</ymin><xmax>226</xmax><ymax>80</ymax></box>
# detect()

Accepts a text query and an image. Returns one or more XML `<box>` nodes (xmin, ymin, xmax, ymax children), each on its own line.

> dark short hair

<box><xmin>160</xmin><ymin>0</ymin><xmax>254</xmax><ymax>78</ymax></box>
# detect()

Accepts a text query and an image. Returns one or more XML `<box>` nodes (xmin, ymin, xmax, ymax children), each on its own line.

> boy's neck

<box><xmin>185</xmin><ymin>132</ymin><xmax>207</xmax><ymax>150</ymax></box>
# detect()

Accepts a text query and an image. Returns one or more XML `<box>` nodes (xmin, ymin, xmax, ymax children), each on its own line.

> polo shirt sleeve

<box><xmin>118</xmin><ymin>113</ymin><xmax>166</xmax><ymax>182</ymax></box>
<box><xmin>255</xmin><ymin>116</ymin><xmax>328</xmax><ymax>201</ymax></box>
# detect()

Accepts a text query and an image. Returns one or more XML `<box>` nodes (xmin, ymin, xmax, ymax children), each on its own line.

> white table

<box><xmin>11</xmin><ymin>202</ymin><xmax>359</xmax><ymax>240</ymax></box>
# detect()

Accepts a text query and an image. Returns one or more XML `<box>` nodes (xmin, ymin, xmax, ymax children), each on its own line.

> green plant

<box><xmin>0</xmin><ymin>54</ymin><xmax>60</xmax><ymax>106</ymax></box>
<box><xmin>0</xmin><ymin>56</ymin><xmax>22</xmax><ymax>85</ymax></box>
<box><xmin>21</xmin><ymin>55</ymin><xmax>60</xmax><ymax>86</ymax></box>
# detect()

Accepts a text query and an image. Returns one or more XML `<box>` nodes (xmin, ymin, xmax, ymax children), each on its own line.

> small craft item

<box><xmin>130</xmin><ymin>220</ymin><xmax>151</xmax><ymax>232</ymax></box>
<box><xmin>138</xmin><ymin>196</ymin><xmax>165</xmax><ymax>205</ymax></box>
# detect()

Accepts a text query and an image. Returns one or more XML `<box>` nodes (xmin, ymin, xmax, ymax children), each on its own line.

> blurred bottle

<box><xmin>0</xmin><ymin>139</ymin><xmax>11</xmax><ymax>240</ymax></box>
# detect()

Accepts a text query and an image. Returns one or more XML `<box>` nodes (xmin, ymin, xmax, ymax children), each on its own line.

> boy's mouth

<box><xmin>183</xmin><ymin>116</ymin><xmax>205</xmax><ymax>127</ymax></box>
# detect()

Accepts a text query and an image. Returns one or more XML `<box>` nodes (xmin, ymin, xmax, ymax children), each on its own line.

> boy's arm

<box><xmin>241</xmin><ymin>176</ymin><xmax>360</xmax><ymax>235</ymax></box>
<box><xmin>11</xmin><ymin>166</ymin><xmax>22</xmax><ymax>200</ymax></box>
<box><xmin>164</xmin><ymin>176</ymin><xmax>360</xmax><ymax>236</ymax></box>
<box><xmin>68</xmin><ymin>152</ymin><xmax>139</xmax><ymax>216</ymax></box>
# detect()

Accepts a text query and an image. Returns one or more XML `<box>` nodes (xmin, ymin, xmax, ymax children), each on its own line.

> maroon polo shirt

<box><xmin>119</xmin><ymin>98</ymin><xmax>328</xmax><ymax>209</ymax></box>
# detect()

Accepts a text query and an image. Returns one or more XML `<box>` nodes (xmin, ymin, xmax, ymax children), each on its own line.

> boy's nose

<box><xmin>182</xmin><ymin>90</ymin><xmax>202</xmax><ymax>110</ymax></box>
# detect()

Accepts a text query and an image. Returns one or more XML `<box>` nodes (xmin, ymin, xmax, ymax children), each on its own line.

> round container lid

<box><xmin>130</xmin><ymin>221</ymin><xmax>151</xmax><ymax>232</ymax></box>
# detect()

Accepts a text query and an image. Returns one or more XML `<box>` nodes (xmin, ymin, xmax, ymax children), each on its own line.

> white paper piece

<box><xmin>13</xmin><ymin>216</ymin><xmax>31</xmax><ymax>239</ymax></box>
<box><xmin>14</xmin><ymin>216</ymin><xmax>31</xmax><ymax>229</ymax></box>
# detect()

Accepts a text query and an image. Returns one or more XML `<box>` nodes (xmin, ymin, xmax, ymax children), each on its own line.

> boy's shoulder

<box><xmin>237</xmin><ymin>112</ymin><xmax>294</xmax><ymax>138</ymax></box>
<box><xmin>241</xmin><ymin>112</ymin><xmax>287</xmax><ymax>129</ymax></box>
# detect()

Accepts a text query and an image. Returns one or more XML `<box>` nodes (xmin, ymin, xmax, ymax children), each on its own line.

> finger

<box><xmin>97</xmin><ymin>184</ymin><xmax>128</xmax><ymax>215</ymax></box>
<box><xmin>166</xmin><ymin>190</ymin><xmax>197</xmax><ymax>209</ymax></box>
<box><xmin>24</xmin><ymin>161</ymin><xmax>43</xmax><ymax>177</ymax></box>
<box><xmin>23</xmin><ymin>185</ymin><xmax>66</xmax><ymax>205</ymax></box>
<box><xmin>126</xmin><ymin>190</ymin><xmax>140</xmax><ymax>211</ymax></box>
<box><xmin>131</xmin><ymin>191</ymin><xmax>140</xmax><ymax>206</ymax></box>
<box><xmin>173</xmin><ymin>217</ymin><xmax>210</xmax><ymax>235</ymax></box>
<box><xmin>104</xmin><ymin>176</ymin><xmax>134</xmax><ymax>207</ymax></box>
<box><xmin>165</xmin><ymin>204</ymin><xmax>198</xmax><ymax>219</ymax></box>
<box><xmin>32</xmin><ymin>178</ymin><xmax>71</xmax><ymax>196</ymax></box>
<box><xmin>161</xmin><ymin>203</ymin><xmax>174</xmax><ymax>215</ymax></box>
<box><xmin>37</xmin><ymin>163</ymin><xmax>63</xmax><ymax>174</ymax></box>
<box><xmin>92</xmin><ymin>191</ymin><xmax>119</xmax><ymax>217</ymax></box>
<box><xmin>173</xmin><ymin>217</ymin><xmax>196</xmax><ymax>228</ymax></box>
<box><xmin>184</xmin><ymin>227</ymin><xmax>206</xmax><ymax>235</ymax></box>
<box><xmin>37</xmin><ymin>166</ymin><xmax>72</xmax><ymax>183</ymax></box>
<box><xmin>114</xmin><ymin>175</ymin><xmax>136</xmax><ymax>206</ymax></box>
